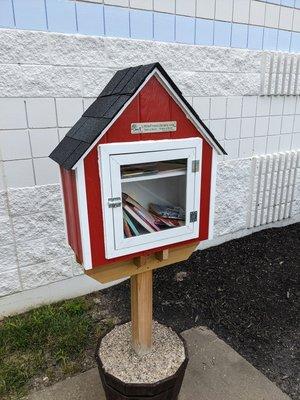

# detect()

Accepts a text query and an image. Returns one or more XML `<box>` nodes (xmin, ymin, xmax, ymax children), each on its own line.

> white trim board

<box><xmin>76</xmin><ymin>160</ymin><xmax>92</xmax><ymax>270</ymax></box>
<box><xmin>208</xmin><ymin>149</ymin><xmax>217</xmax><ymax>240</ymax></box>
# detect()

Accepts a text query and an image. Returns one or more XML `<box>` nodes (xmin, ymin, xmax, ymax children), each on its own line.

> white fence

<box><xmin>247</xmin><ymin>150</ymin><xmax>300</xmax><ymax>227</ymax></box>
<box><xmin>261</xmin><ymin>53</ymin><xmax>300</xmax><ymax>96</ymax></box>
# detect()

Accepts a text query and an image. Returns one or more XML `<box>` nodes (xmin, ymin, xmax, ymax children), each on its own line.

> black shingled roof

<box><xmin>50</xmin><ymin>62</ymin><xmax>226</xmax><ymax>169</ymax></box>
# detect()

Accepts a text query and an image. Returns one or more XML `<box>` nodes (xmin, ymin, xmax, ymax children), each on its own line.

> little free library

<box><xmin>50</xmin><ymin>62</ymin><xmax>226</xmax><ymax>398</ymax></box>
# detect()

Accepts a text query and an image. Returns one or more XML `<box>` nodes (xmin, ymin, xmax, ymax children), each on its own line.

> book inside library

<box><xmin>121</xmin><ymin>159</ymin><xmax>187</xmax><ymax>238</ymax></box>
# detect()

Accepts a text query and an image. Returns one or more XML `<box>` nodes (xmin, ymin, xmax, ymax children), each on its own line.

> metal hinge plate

<box><xmin>108</xmin><ymin>197</ymin><xmax>121</xmax><ymax>208</ymax></box>
<box><xmin>190</xmin><ymin>211</ymin><xmax>198</xmax><ymax>223</ymax></box>
<box><xmin>192</xmin><ymin>160</ymin><xmax>200</xmax><ymax>173</ymax></box>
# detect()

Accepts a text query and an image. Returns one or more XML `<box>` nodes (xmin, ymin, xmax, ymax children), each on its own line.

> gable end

<box><xmin>49</xmin><ymin>62</ymin><xmax>226</xmax><ymax>169</ymax></box>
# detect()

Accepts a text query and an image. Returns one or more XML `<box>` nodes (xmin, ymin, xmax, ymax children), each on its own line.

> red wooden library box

<box><xmin>50</xmin><ymin>63</ymin><xmax>226</xmax><ymax>282</ymax></box>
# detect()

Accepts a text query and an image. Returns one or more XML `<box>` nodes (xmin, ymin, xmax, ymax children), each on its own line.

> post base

<box><xmin>95</xmin><ymin>323</ymin><xmax>189</xmax><ymax>400</ymax></box>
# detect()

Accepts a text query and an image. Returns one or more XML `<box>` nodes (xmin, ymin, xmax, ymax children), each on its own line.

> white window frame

<box><xmin>98</xmin><ymin>138</ymin><xmax>202</xmax><ymax>259</ymax></box>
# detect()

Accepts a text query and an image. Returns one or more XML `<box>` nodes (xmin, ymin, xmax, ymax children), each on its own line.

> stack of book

<box><xmin>122</xmin><ymin>193</ymin><xmax>185</xmax><ymax>238</ymax></box>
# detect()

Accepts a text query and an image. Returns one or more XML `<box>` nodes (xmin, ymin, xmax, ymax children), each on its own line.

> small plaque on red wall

<box><xmin>131</xmin><ymin>121</ymin><xmax>177</xmax><ymax>134</ymax></box>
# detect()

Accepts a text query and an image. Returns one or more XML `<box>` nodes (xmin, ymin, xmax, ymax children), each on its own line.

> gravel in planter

<box><xmin>99</xmin><ymin>321</ymin><xmax>185</xmax><ymax>384</ymax></box>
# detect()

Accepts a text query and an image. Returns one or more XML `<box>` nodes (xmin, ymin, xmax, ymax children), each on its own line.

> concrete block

<box><xmin>0</xmin><ymin>64</ymin><xmax>23</xmax><ymax>96</ymax></box>
<box><xmin>82</xmin><ymin>68</ymin><xmax>115</xmax><ymax>97</ymax></box>
<box><xmin>0</xmin><ymin>190</ymin><xmax>8</xmax><ymax>218</ymax></box>
<box><xmin>20</xmin><ymin>257</ymin><xmax>74</xmax><ymax>290</ymax></box>
<box><xmin>0</xmin><ymin>98</ymin><xmax>27</xmax><ymax>129</ymax></box>
<box><xmin>30</xmin><ymin>128</ymin><xmax>59</xmax><ymax>158</ymax></box>
<box><xmin>105</xmin><ymin>37</ymin><xmax>261</xmax><ymax>73</ymax></box>
<box><xmin>33</xmin><ymin>158</ymin><xmax>60</xmax><ymax>185</ymax></box>
<box><xmin>104</xmin><ymin>37</ymin><xmax>160</xmax><ymax>68</ymax></box>
<box><xmin>0</xmin><ymin>216</ymin><xmax>13</xmax><ymax>244</ymax></box>
<box><xmin>48</xmin><ymin>33</ymin><xmax>107</xmax><ymax>66</ymax></box>
<box><xmin>153</xmin><ymin>0</ymin><xmax>175</xmax><ymax>13</ymax></box>
<box><xmin>0</xmin><ymin>29</ymin><xmax>49</xmax><ymax>65</ymax></box>
<box><xmin>56</xmin><ymin>98</ymin><xmax>83</xmax><ymax>127</ymax></box>
<box><xmin>12</xmin><ymin>209</ymin><xmax>65</xmax><ymax>242</ymax></box>
<box><xmin>214</xmin><ymin>159</ymin><xmax>251</xmax><ymax>235</ymax></box>
<box><xmin>0</xmin><ymin>269</ymin><xmax>21</xmax><ymax>296</ymax></box>
<box><xmin>0</xmin><ymin>130</ymin><xmax>31</xmax><ymax>161</ymax></box>
<box><xmin>168</xmin><ymin>71</ymin><xmax>260</xmax><ymax>97</ymax></box>
<box><xmin>214</xmin><ymin>210</ymin><xmax>248</xmax><ymax>236</ymax></box>
<box><xmin>72</xmin><ymin>260</ymin><xmax>84</xmax><ymax>276</ymax></box>
<box><xmin>26</xmin><ymin>98</ymin><xmax>57</xmax><ymax>128</ymax></box>
<box><xmin>3</xmin><ymin>160</ymin><xmax>35</xmax><ymax>189</ymax></box>
<box><xmin>8</xmin><ymin>184</ymin><xmax>62</xmax><ymax>217</ymax></box>
<box><xmin>16</xmin><ymin>234</ymin><xmax>72</xmax><ymax>267</ymax></box>
<box><xmin>0</xmin><ymin>243</ymin><xmax>17</xmax><ymax>272</ymax></box>
<box><xmin>0</xmin><ymin>163</ymin><xmax>5</xmax><ymax>191</ymax></box>
<box><xmin>21</xmin><ymin>65</ymin><xmax>82</xmax><ymax>97</ymax></box>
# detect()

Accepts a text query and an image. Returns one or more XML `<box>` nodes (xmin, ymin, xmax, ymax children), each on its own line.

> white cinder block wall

<box><xmin>0</xmin><ymin>0</ymin><xmax>300</xmax><ymax>316</ymax></box>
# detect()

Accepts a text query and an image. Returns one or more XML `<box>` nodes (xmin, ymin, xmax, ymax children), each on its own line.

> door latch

<box><xmin>108</xmin><ymin>197</ymin><xmax>121</xmax><ymax>208</ymax></box>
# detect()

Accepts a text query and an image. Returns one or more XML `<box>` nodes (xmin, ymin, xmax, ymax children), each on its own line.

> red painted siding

<box><xmin>83</xmin><ymin>76</ymin><xmax>213</xmax><ymax>268</ymax></box>
<box><xmin>60</xmin><ymin>167</ymin><xmax>83</xmax><ymax>263</ymax></box>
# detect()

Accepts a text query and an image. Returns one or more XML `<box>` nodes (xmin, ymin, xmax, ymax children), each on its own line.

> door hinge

<box><xmin>192</xmin><ymin>160</ymin><xmax>200</xmax><ymax>173</ymax></box>
<box><xmin>190</xmin><ymin>211</ymin><xmax>198</xmax><ymax>223</ymax></box>
<box><xmin>108</xmin><ymin>197</ymin><xmax>121</xmax><ymax>208</ymax></box>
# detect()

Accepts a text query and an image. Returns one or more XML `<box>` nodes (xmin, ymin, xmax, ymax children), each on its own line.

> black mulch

<box><xmin>96</xmin><ymin>223</ymin><xmax>300</xmax><ymax>399</ymax></box>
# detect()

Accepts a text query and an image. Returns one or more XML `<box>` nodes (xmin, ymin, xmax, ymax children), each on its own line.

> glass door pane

<box><xmin>110</xmin><ymin>147</ymin><xmax>197</xmax><ymax>252</ymax></box>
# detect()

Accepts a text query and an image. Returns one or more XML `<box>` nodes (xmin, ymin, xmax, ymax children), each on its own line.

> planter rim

<box><xmin>95</xmin><ymin>320</ymin><xmax>189</xmax><ymax>390</ymax></box>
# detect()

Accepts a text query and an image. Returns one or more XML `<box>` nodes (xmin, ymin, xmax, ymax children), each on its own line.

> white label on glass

<box><xmin>131</xmin><ymin>121</ymin><xmax>177</xmax><ymax>134</ymax></box>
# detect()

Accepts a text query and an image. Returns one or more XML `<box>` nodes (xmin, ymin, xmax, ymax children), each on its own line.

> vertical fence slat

<box><xmin>284</xmin><ymin>152</ymin><xmax>295</xmax><ymax>219</ymax></box>
<box><xmin>249</xmin><ymin>151</ymin><xmax>298</xmax><ymax>227</ymax></box>
<box><xmin>267</xmin><ymin>154</ymin><xmax>277</xmax><ymax>224</ymax></box>
<box><xmin>278</xmin><ymin>153</ymin><xmax>288</xmax><ymax>221</ymax></box>
<box><xmin>260</xmin><ymin>155</ymin><xmax>270</xmax><ymax>225</ymax></box>
<box><xmin>260</xmin><ymin>53</ymin><xmax>267</xmax><ymax>95</ymax></box>
<box><xmin>272</xmin><ymin>153</ymin><xmax>283</xmax><ymax>222</ymax></box>
<box><xmin>294</xmin><ymin>56</ymin><xmax>300</xmax><ymax>95</ymax></box>
<box><xmin>274</xmin><ymin>53</ymin><xmax>281</xmax><ymax>96</ymax></box>
<box><xmin>281</xmin><ymin>55</ymin><xmax>288</xmax><ymax>95</ymax></box>
<box><xmin>254</xmin><ymin>157</ymin><xmax>264</xmax><ymax>227</ymax></box>
<box><xmin>247</xmin><ymin>157</ymin><xmax>258</xmax><ymax>228</ymax></box>
<box><xmin>289</xmin><ymin>151</ymin><xmax>300</xmax><ymax>218</ymax></box>
<box><xmin>267</xmin><ymin>54</ymin><xmax>274</xmax><ymax>95</ymax></box>
<box><xmin>287</xmin><ymin>55</ymin><xmax>294</xmax><ymax>96</ymax></box>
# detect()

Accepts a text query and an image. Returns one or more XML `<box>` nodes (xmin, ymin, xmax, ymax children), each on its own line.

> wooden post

<box><xmin>131</xmin><ymin>270</ymin><xmax>153</xmax><ymax>356</ymax></box>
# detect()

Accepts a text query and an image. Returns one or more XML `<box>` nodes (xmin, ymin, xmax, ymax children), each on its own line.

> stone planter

<box><xmin>95</xmin><ymin>324</ymin><xmax>189</xmax><ymax>400</ymax></box>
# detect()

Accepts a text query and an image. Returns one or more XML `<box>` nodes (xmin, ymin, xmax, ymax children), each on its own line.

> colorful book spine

<box><xmin>133</xmin><ymin>207</ymin><xmax>161</xmax><ymax>231</ymax></box>
<box><xmin>123</xmin><ymin>193</ymin><xmax>168</xmax><ymax>230</ymax></box>
<box><xmin>123</xmin><ymin>204</ymin><xmax>155</xmax><ymax>233</ymax></box>
<box><xmin>123</xmin><ymin>210</ymin><xmax>140</xmax><ymax>236</ymax></box>
<box><xmin>123</xmin><ymin>215</ymin><xmax>132</xmax><ymax>238</ymax></box>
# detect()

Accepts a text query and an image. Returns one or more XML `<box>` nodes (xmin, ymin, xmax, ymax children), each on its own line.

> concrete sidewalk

<box><xmin>24</xmin><ymin>326</ymin><xmax>291</xmax><ymax>400</ymax></box>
